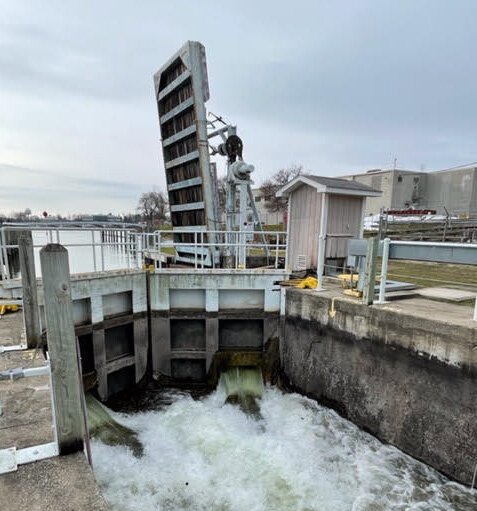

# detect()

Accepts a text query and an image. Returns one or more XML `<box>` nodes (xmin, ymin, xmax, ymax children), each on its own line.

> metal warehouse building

<box><xmin>342</xmin><ymin>166</ymin><xmax>477</xmax><ymax>217</ymax></box>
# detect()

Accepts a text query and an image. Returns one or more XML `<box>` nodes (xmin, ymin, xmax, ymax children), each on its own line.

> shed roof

<box><xmin>276</xmin><ymin>174</ymin><xmax>382</xmax><ymax>198</ymax></box>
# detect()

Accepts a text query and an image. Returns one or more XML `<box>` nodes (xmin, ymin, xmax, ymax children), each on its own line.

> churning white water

<box><xmin>91</xmin><ymin>385</ymin><xmax>476</xmax><ymax>511</ymax></box>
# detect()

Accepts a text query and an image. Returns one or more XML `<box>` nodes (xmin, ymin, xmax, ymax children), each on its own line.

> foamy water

<box><xmin>91</xmin><ymin>387</ymin><xmax>476</xmax><ymax>511</ymax></box>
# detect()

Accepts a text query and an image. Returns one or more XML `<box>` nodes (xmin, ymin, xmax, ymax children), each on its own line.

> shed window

<box><xmin>255</xmin><ymin>196</ymin><xmax>262</xmax><ymax>202</ymax></box>
<box><xmin>397</xmin><ymin>175</ymin><xmax>403</xmax><ymax>183</ymax></box>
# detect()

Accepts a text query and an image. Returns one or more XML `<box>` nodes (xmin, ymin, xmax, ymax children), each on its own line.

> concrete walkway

<box><xmin>0</xmin><ymin>311</ymin><xmax>108</xmax><ymax>510</ymax></box>
<box><xmin>321</xmin><ymin>279</ymin><xmax>477</xmax><ymax>328</ymax></box>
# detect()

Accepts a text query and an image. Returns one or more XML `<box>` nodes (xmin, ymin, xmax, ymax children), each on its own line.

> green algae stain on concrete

<box><xmin>86</xmin><ymin>394</ymin><xmax>143</xmax><ymax>457</ymax></box>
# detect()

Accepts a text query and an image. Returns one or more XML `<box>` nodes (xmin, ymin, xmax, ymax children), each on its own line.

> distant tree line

<box><xmin>2</xmin><ymin>168</ymin><xmax>302</xmax><ymax>230</ymax></box>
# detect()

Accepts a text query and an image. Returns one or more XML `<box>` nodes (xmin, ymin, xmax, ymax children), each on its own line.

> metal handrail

<box><xmin>376</xmin><ymin>238</ymin><xmax>477</xmax><ymax>321</ymax></box>
<box><xmin>147</xmin><ymin>229</ymin><xmax>287</xmax><ymax>271</ymax></box>
<box><xmin>0</xmin><ymin>226</ymin><xmax>141</xmax><ymax>280</ymax></box>
<box><xmin>0</xmin><ymin>227</ymin><xmax>288</xmax><ymax>279</ymax></box>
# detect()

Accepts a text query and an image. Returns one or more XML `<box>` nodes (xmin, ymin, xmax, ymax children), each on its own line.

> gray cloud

<box><xmin>1</xmin><ymin>0</ymin><xmax>476</xmax><ymax>213</ymax></box>
<box><xmin>0</xmin><ymin>163</ymin><xmax>151</xmax><ymax>214</ymax></box>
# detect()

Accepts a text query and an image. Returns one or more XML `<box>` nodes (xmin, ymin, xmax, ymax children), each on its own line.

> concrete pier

<box><xmin>282</xmin><ymin>285</ymin><xmax>477</xmax><ymax>485</ymax></box>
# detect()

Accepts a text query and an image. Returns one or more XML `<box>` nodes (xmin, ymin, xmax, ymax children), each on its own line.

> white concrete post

<box><xmin>316</xmin><ymin>192</ymin><xmax>328</xmax><ymax>291</ymax></box>
<box><xmin>100</xmin><ymin>234</ymin><xmax>105</xmax><ymax>271</ymax></box>
<box><xmin>377</xmin><ymin>238</ymin><xmax>391</xmax><ymax>304</ymax></box>
<box><xmin>473</xmin><ymin>297</ymin><xmax>477</xmax><ymax>321</ymax></box>
<box><xmin>280</xmin><ymin>287</ymin><xmax>286</xmax><ymax>316</ymax></box>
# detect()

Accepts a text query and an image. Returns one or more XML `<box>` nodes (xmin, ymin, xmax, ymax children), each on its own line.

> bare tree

<box><xmin>260</xmin><ymin>165</ymin><xmax>303</xmax><ymax>213</ymax></box>
<box><xmin>137</xmin><ymin>190</ymin><xmax>168</xmax><ymax>230</ymax></box>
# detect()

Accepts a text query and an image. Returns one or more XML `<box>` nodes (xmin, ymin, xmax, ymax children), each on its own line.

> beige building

<box><xmin>342</xmin><ymin>166</ymin><xmax>477</xmax><ymax>217</ymax></box>
<box><xmin>341</xmin><ymin>169</ymin><xmax>425</xmax><ymax>216</ymax></box>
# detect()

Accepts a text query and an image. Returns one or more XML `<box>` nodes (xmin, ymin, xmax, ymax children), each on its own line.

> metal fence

<box><xmin>143</xmin><ymin>229</ymin><xmax>288</xmax><ymax>271</ymax></box>
<box><xmin>370</xmin><ymin>211</ymin><xmax>477</xmax><ymax>242</ymax></box>
<box><xmin>375</xmin><ymin>239</ymin><xmax>477</xmax><ymax>320</ymax></box>
<box><xmin>345</xmin><ymin>238</ymin><xmax>477</xmax><ymax>321</ymax></box>
<box><xmin>0</xmin><ymin>225</ymin><xmax>142</xmax><ymax>280</ymax></box>
<box><xmin>0</xmin><ymin>226</ymin><xmax>288</xmax><ymax>280</ymax></box>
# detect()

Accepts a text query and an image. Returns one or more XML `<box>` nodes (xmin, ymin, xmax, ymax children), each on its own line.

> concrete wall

<box><xmin>346</xmin><ymin>170</ymin><xmax>395</xmax><ymax>215</ymax></box>
<box><xmin>282</xmin><ymin>289</ymin><xmax>477</xmax><ymax>485</ymax></box>
<box><xmin>391</xmin><ymin>171</ymin><xmax>426</xmax><ymax>209</ymax></box>
<box><xmin>424</xmin><ymin>167</ymin><xmax>477</xmax><ymax>216</ymax></box>
<box><xmin>149</xmin><ymin>270</ymin><xmax>285</xmax><ymax>381</ymax></box>
<box><xmin>4</xmin><ymin>267</ymin><xmax>286</xmax><ymax>394</ymax></box>
<box><xmin>37</xmin><ymin>269</ymin><xmax>149</xmax><ymax>400</ymax></box>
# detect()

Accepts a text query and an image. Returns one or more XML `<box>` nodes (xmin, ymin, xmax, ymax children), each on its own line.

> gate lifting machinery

<box><xmin>154</xmin><ymin>41</ymin><xmax>266</xmax><ymax>268</ymax></box>
<box><xmin>209</xmin><ymin>118</ymin><xmax>269</xmax><ymax>267</ymax></box>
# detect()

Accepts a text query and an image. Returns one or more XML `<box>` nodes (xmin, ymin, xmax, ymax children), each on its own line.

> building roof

<box><xmin>340</xmin><ymin>168</ymin><xmax>422</xmax><ymax>178</ymax></box>
<box><xmin>276</xmin><ymin>174</ymin><xmax>382</xmax><ymax>198</ymax></box>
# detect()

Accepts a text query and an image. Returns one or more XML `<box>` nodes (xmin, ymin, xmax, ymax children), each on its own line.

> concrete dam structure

<box><xmin>2</xmin><ymin>266</ymin><xmax>283</xmax><ymax>398</ymax></box>
<box><xmin>1</xmin><ymin>235</ymin><xmax>477</xmax><ymax>509</ymax></box>
<box><xmin>150</xmin><ymin>270</ymin><xmax>282</xmax><ymax>383</ymax></box>
<box><xmin>14</xmin><ymin>263</ymin><xmax>475</xmax><ymax>488</ymax></box>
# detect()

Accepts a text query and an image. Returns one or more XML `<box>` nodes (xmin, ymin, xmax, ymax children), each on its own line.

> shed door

<box><xmin>326</xmin><ymin>195</ymin><xmax>363</xmax><ymax>259</ymax></box>
<box><xmin>288</xmin><ymin>185</ymin><xmax>321</xmax><ymax>270</ymax></box>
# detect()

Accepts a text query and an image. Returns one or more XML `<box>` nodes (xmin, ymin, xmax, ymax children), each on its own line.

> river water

<box><xmin>91</xmin><ymin>385</ymin><xmax>476</xmax><ymax>511</ymax></box>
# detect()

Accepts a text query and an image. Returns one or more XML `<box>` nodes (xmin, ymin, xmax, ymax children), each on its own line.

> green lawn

<box><xmin>385</xmin><ymin>259</ymin><xmax>477</xmax><ymax>290</ymax></box>
<box><xmin>160</xmin><ymin>247</ymin><xmax>176</xmax><ymax>255</ymax></box>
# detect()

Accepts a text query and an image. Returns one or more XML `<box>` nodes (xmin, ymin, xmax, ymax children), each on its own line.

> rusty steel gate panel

<box><xmin>154</xmin><ymin>41</ymin><xmax>218</xmax><ymax>265</ymax></box>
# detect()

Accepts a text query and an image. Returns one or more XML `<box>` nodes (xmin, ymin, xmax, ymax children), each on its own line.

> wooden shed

<box><xmin>277</xmin><ymin>175</ymin><xmax>381</xmax><ymax>272</ymax></box>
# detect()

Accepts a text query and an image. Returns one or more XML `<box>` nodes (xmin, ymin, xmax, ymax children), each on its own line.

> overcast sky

<box><xmin>1</xmin><ymin>1</ymin><xmax>476</xmax><ymax>215</ymax></box>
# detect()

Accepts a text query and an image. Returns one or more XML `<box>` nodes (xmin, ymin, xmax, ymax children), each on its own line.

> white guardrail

<box><xmin>0</xmin><ymin>226</ymin><xmax>288</xmax><ymax>280</ymax></box>
<box><xmin>375</xmin><ymin>238</ymin><xmax>477</xmax><ymax>321</ymax></box>
<box><xmin>0</xmin><ymin>225</ymin><xmax>143</xmax><ymax>280</ymax></box>
<box><xmin>143</xmin><ymin>229</ymin><xmax>287</xmax><ymax>271</ymax></box>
